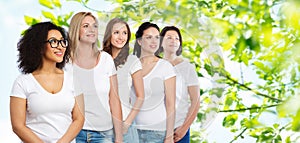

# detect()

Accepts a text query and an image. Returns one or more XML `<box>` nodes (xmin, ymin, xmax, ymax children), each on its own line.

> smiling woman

<box><xmin>10</xmin><ymin>22</ymin><xmax>84</xmax><ymax>143</ymax></box>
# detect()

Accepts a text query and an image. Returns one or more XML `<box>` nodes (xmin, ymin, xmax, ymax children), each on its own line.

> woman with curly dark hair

<box><xmin>103</xmin><ymin>18</ymin><xmax>144</xmax><ymax>143</ymax></box>
<box><xmin>10</xmin><ymin>22</ymin><xmax>84</xmax><ymax>143</ymax></box>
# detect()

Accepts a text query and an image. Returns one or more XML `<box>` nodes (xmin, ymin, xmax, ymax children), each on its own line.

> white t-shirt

<box><xmin>132</xmin><ymin>59</ymin><xmax>176</xmax><ymax>131</ymax></box>
<box><xmin>66</xmin><ymin>51</ymin><xmax>117</xmax><ymax>131</ymax></box>
<box><xmin>174</xmin><ymin>60</ymin><xmax>199</xmax><ymax>128</ymax></box>
<box><xmin>10</xmin><ymin>72</ymin><xmax>77</xmax><ymax>143</ymax></box>
<box><xmin>117</xmin><ymin>55</ymin><xmax>142</xmax><ymax>120</ymax></box>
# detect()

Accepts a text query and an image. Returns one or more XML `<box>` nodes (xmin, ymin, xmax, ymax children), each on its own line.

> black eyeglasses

<box><xmin>45</xmin><ymin>38</ymin><xmax>68</xmax><ymax>48</ymax></box>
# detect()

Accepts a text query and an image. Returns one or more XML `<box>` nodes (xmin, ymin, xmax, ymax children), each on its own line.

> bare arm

<box><xmin>57</xmin><ymin>94</ymin><xmax>85</xmax><ymax>143</ymax></box>
<box><xmin>164</xmin><ymin>76</ymin><xmax>176</xmax><ymax>143</ymax></box>
<box><xmin>174</xmin><ymin>85</ymin><xmax>200</xmax><ymax>142</ymax></box>
<box><xmin>10</xmin><ymin>97</ymin><xmax>44</xmax><ymax>143</ymax></box>
<box><xmin>109</xmin><ymin>75</ymin><xmax>123</xmax><ymax>143</ymax></box>
<box><xmin>123</xmin><ymin>70</ymin><xmax>144</xmax><ymax>133</ymax></box>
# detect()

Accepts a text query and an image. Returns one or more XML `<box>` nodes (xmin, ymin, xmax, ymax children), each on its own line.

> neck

<box><xmin>77</xmin><ymin>43</ymin><xmax>96</xmax><ymax>59</ymax></box>
<box><xmin>35</xmin><ymin>59</ymin><xmax>59</xmax><ymax>74</ymax></box>
<box><xmin>140</xmin><ymin>55</ymin><xmax>157</xmax><ymax>64</ymax></box>
<box><xmin>163</xmin><ymin>52</ymin><xmax>177</xmax><ymax>62</ymax></box>
<box><xmin>111</xmin><ymin>47</ymin><xmax>121</xmax><ymax>59</ymax></box>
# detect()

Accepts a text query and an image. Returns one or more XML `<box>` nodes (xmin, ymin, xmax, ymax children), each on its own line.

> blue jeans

<box><xmin>123</xmin><ymin>124</ymin><xmax>139</xmax><ymax>143</ymax></box>
<box><xmin>76</xmin><ymin>129</ymin><xmax>114</xmax><ymax>143</ymax></box>
<box><xmin>176</xmin><ymin>128</ymin><xmax>190</xmax><ymax>143</ymax></box>
<box><xmin>137</xmin><ymin>129</ymin><xmax>166</xmax><ymax>143</ymax></box>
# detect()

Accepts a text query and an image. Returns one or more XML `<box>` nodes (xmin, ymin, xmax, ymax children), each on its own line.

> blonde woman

<box><xmin>67</xmin><ymin>12</ymin><xmax>123</xmax><ymax>143</ymax></box>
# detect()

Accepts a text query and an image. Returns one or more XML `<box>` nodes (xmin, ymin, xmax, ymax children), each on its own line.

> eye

<box><xmin>155</xmin><ymin>36</ymin><xmax>160</xmax><ymax>40</ymax></box>
<box><xmin>113</xmin><ymin>31</ymin><xmax>119</xmax><ymax>34</ymax></box>
<box><xmin>83</xmin><ymin>24</ymin><xmax>88</xmax><ymax>28</ymax></box>
<box><xmin>49</xmin><ymin>39</ymin><xmax>58</xmax><ymax>44</ymax></box>
<box><xmin>145</xmin><ymin>36</ymin><xmax>151</xmax><ymax>40</ymax></box>
<box><xmin>123</xmin><ymin>31</ymin><xmax>127</xmax><ymax>35</ymax></box>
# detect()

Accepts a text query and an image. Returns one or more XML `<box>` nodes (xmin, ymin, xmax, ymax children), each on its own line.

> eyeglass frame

<box><xmin>45</xmin><ymin>38</ymin><xmax>68</xmax><ymax>48</ymax></box>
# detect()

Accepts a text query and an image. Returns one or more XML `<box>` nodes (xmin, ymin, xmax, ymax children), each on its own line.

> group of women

<box><xmin>10</xmin><ymin>12</ymin><xmax>200</xmax><ymax>143</ymax></box>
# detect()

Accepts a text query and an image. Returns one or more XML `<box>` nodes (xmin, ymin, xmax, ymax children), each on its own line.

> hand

<box><xmin>164</xmin><ymin>136</ymin><xmax>174</xmax><ymax>143</ymax></box>
<box><xmin>122</xmin><ymin>122</ymin><xmax>130</xmax><ymax>134</ymax></box>
<box><xmin>173</xmin><ymin>126</ymin><xmax>187</xmax><ymax>142</ymax></box>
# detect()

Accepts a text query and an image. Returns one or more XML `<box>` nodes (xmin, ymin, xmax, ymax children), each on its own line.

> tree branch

<box><xmin>230</xmin><ymin>127</ymin><xmax>247</xmax><ymax>143</ymax></box>
<box><xmin>219</xmin><ymin>104</ymin><xmax>279</xmax><ymax>113</ymax></box>
<box><xmin>224</xmin><ymin>74</ymin><xmax>283</xmax><ymax>102</ymax></box>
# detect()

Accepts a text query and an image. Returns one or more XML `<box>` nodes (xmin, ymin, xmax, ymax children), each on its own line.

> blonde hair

<box><xmin>69</xmin><ymin>12</ymin><xmax>99</xmax><ymax>61</ymax></box>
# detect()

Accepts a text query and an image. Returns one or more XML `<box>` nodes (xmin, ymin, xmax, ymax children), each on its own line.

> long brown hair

<box><xmin>103</xmin><ymin>18</ymin><xmax>131</xmax><ymax>68</ymax></box>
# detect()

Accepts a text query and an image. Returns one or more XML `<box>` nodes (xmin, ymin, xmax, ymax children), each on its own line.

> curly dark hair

<box><xmin>17</xmin><ymin>22</ymin><xmax>70</xmax><ymax>74</ymax></box>
<box><xmin>103</xmin><ymin>18</ymin><xmax>131</xmax><ymax>68</ymax></box>
<box><xmin>155</xmin><ymin>26</ymin><xmax>182</xmax><ymax>56</ymax></box>
<box><xmin>133</xmin><ymin>22</ymin><xmax>160</xmax><ymax>58</ymax></box>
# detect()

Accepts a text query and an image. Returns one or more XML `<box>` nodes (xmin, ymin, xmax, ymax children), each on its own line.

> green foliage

<box><xmin>25</xmin><ymin>0</ymin><xmax>300</xmax><ymax>142</ymax></box>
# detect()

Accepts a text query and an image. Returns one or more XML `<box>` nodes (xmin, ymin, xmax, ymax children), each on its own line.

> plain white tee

<box><xmin>117</xmin><ymin>55</ymin><xmax>142</xmax><ymax>120</ymax></box>
<box><xmin>174</xmin><ymin>60</ymin><xmax>199</xmax><ymax>128</ymax></box>
<box><xmin>132</xmin><ymin>59</ymin><xmax>176</xmax><ymax>131</ymax></box>
<box><xmin>10</xmin><ymin>72</ymin><xmax>77</xmax><ymax>143</ymax></box>
<box><xmin>66</xmin><ymin>51</ymin><xmax>117</xmax><ymax>131</ymax></box>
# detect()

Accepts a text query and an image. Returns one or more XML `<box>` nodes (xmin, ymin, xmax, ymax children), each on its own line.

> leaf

<box><xmin>39</xmin><ymin>0</ymin><xmax>54</xmax><ymax>9</ymax></box>
<box><xmin>223</xmin><ymin>114</ymin><xmax>238</xmax><ymax>127</ymax></box>
<box><xmin>53</xmin><ymin>0</ymin><xmax>62</xmax><ymax>8</ymax></box>
<box><xmin>291</xmin><ymin>109</ymin><xmax>300</xmax><ymax>131</ymax></box>
<box><xmin>24</xmin><ymin>15</ymin><xmax>41</xmax><ymax>26</ymax></box>
<box><xmin>42</xmin><ymin>11</ymin><xmax>56</xmax><ymax>21</ymax></box>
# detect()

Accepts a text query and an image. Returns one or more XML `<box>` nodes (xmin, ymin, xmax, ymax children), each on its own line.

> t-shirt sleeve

<box><xmin>10</xmin><ymin>75</ymin><xmax>27</xmax><ymax>99</ymax></box>
<box><xmin>129</xmin><ymin>55</ymin><xmax>142</xmax><ymax>75</ymax></box>
<box><xmin>105</xmin><ymin>52</ymin><xmax>117</xmax><ymax>76</ymax></box>
<box><xmin>186</xmin><ymin>63</ymin><xmax>199</xmax><ymax>86</ymax></box>
<box><xmin>163</xmin><ymin>60</ymin><xmax>176</xmax><ymax>80</ymax></box>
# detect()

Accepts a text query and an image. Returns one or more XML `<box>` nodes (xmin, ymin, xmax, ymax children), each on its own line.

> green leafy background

<box><xmin>22</xmin><ymin>0</ymin><xmax>300</xmax><ymax>142</ymax></box>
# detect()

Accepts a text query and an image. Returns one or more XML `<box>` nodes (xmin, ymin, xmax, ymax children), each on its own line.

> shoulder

<box><xmin>127</xmin><ymin>54</ymin><xmax>139</xmax><ymax>61</ymax></box>
<box><xmin>15</xmin><ymin>74</ymin><xmax>31</xmax><ymax>82</ymax></box>
<box><xmin>159</xmin><ymin>59</ymin><xmax>174</xmax><ymax>68</ymax></box>
<box><xmin>127</xmin><ymin>54</ymin><xmax>141</xmax><ymax>64</ymax></box>
<box><xmin>101</xmin><ymin>50</ymin><xmax>111</xmax><ymax>57</ymax></box>
<box><xmin>101</xmin><ymin>51</ymin><xmax>114</xmax><ymax>61</ymax></box>
<box><xmin>12</xmin><ymin>74</ymin><xmax>32</xmax><ymax>90</ymax></box>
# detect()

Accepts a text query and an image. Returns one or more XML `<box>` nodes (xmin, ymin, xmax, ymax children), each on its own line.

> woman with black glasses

<box><xmin>10</xmin><ymin>22</ymin><xmax>84</xmax><ymax>143</ymax></box>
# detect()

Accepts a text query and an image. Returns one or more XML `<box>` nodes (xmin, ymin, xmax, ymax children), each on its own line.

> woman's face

<box><xmin>139</xmin><ymin>27</ymin><xmax>160</xmax><ymax>56</ymax></box>
<box><xmin>110</xmin><ymin>22</ymin><xmax>128</xmax><ymax>49</ymax></box>
<box><xmin>79</xmin><ymin>15</ymin><xmax>98</xmax><ymax>44</ymax></box>
<box><xmin>162</xmin><ymin>30</ymin><xmax>180</xmax><ymax>55</ymax></box>
<box><xmin>44</xmin><ymin>30</ymin><xmax>66</xmax><ymax>63</ymax></box>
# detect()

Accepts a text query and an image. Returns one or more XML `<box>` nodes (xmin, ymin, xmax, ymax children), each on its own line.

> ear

<box><xmin>137</xmin><ymin>39</ymin><xmax>142</xmax><ymax>46</ymax></box>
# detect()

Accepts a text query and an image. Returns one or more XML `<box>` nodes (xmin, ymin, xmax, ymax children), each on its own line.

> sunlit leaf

<box><xmin>39</xmin><ymin>0</ymin><xmax>53</xmax><ymax>9</ymax></box>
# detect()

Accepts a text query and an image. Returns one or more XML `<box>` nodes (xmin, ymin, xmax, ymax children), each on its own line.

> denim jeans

<box><xmin>176</xmin><ymin>128</ymin><xmax>190</xmax><ymax>143</ymax></box>
<box><xmin>137</xmin><ymin>129</ymin><xmax>166</xmax><ymax>143</ymax></box>
<box><xmin>76</xmin><ymin>129</ymin><xmax>114</xmax><ymax>143</ymax></box>
<box><xmin>123</xmin><ymin>124</ymin><xmax>139</xmax><ymax>143</ymax></box>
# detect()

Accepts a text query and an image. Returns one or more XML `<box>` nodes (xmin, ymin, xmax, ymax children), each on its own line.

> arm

<box><xmin>109</xmin><ymin>75</ymin><xmax>123</xmax><ymax>143</ymax></box>
<box><xmin>174</xmin><ymin>85</ymin><xmax>200</xmax><ymax>142</ymax></box>
<box><xmin>164</xmin><ymin>76</ymin><xmax>176</xmax><ymax>143</ymax></box>
<box><xmin>57</xmin><ymin>94</ymin><xmax>85</xmax><ymax>143</ymax></box>
<box><xmin>10</xmin><ymin>97</ymin><xmax>44</xmax><ymax>143</ymax></box>
<box><xmin>123</xmin><ymin>70</ymin><xmax>144</xmax><ymax>133</ymax></box>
